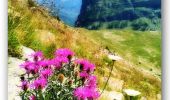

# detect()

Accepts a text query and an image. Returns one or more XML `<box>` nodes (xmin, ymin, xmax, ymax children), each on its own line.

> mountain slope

<box><xmin>76</xmin><ymin>0</ymin><xmax>161</xmax><ymax>30</ymax></box>
<box><xmin>8</xmin><ymin>0</ymin><xmax>161</xmax><ymax>99</ymax></box>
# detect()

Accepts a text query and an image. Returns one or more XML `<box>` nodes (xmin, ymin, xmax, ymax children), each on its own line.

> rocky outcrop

<box><xmin>20</xmin><ymin>46</ymin><xmax>35</xmax><ymax>61</ymax></box>
<box><xmin>8</xmin><ymin>46</ymin><xmax>35</xmax><ymax>100</ymax></box>
<box><xmin>123</xmin><ymin>89</ymin><xmax>141</xmax><ymax>100</ymax></box>
<box><xmin>100</xmin><ymin>91</ymin><xmax>124</xmax><ymax>100</ymax></box>
<box><xmin>8</xmin><ymin>57</ymin><xmax>24</xmax><ymax>100</ymax></box>
<box><xmin>76</xmin><ymin>0</ymin><xmax>161</xmax><ymax>30</ymax></box>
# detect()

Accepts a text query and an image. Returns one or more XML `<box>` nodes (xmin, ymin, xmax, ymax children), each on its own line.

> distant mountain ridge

<box><xmin>76</xmin><ymin>0</ymin><xmax>161</xmax><ymax>30</ymax></box>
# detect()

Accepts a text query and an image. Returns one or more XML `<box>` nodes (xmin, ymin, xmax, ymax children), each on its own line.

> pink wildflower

<box><xmin>31</xmin><ymin>78</ymin><xmax>47</xmax><ymax>90</ymax></box>
<box><xmin>75</xmin><ymin>59</ymin><xmax>95</xmax><ymax>73</ymax></box>
<box><xmin>40</xmin><ymin>69</ymin><xmax>53</xmax><ymax>79</ymax></box>
<box><xmin>30</xmin><ymin>51</ymin><xmax>43</xmax><ymax>62</ymax></box>
<box><xmin>80</xmin><ymin>71</ymin><xmax>89</xmax><ymax>78</ymax></box>
<box><xmin>86</xmin><ymin>75</ymin><xmax>97</xmax><ymax>88</ymax></box>
<box><xmin>74</xmin><ymin>86</ymin><xmax>100</xmax><ymax>100</ymax></box>
<box><xmin>21</xmin><ymin>80</ymin><xmax>29</xmax><ymax>91</ymax></box>
<box><xmin>37</xmin><ymin>60</ymin><xmax>51</xmax><ymax>69</ymax></box>
<box><xmin>51</xmin><ymin>57</ymin><xmax>68</xmax><ymax>69</ymax></box>
<box><xmin>55</xmin><ymin>48</ymin><xmax>74</xmax><ymax>60</ymax></box>
<box><xmin>20</xmin><ymin>61</ymin><xmax>39</xmax><ymax>74</ymax></box>
<box><xmin>74</xmin><ymin>86</ymin><xmax>91</xmax><ymax>100</ymax></box>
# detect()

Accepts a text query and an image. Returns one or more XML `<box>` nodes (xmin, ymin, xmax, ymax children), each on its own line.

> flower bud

<box><xmin>57</xmin><ymin>73</ymin><xmax>65</xmax><ymax>83</ymax></box>
<box><xmin>79</xmin><ymin>64</ymin><xmax>84</xmax><ymax>71</ymax></box>
<box><xmin>81</xmin><ymin>77</ymin><xmax>86</xmax><ymax>85</ymax></box>
<box><xmin>71</xmin><ymin>64</ymin><xmax>75</xmax><ymax>69</ymax></box>
<box><xmin>75</xmin><ymin>71</ymin><xmax>79</xmax><ymax>77</ymax></box>
<box><xmin>20</xmin><ymin>76</ymin><xmax>25</xmax><ymax>81</ymax></box>
<box><xmin>68</xmin><ymin>80</ymin><xmax>73</xmax><ymax>86</ymax></box>
<box><xmin>67</xmin><ymin>55</ymin><xmax>72</xmax><ymax>62</ymax></box>
<box><xmin>34</xmin><ymin>56</ymin><xmax>38</xmax><ymax>62</ymax></box>
<box><xmin>21</xmin><ymin>81</ymin><xmax>28</xmax><ymax>91</ymax></box>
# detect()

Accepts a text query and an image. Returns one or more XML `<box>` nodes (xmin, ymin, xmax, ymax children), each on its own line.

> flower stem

<box><xmin>22</xmin><ymin>91</ymin><xmax>26</xmax><ymax>100</ymax></box>
<box><xmin>99</xmin><ymin>61</ymin><xmax>115</xmax><ymax>96</ymax></box>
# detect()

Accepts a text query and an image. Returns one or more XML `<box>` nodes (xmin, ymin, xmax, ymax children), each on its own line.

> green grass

<box><xmin>80</xmin><ymin>29</ymin><xmax>161</xmax><ymax>99</ymax></box>
<box><xmin>8</xmin><ymin>12</ymin><xmax>22</xmax><ymax>57</ymax></box>
<box><xmin>84</xmin><ymin>29</ymin><xmax>161</xmax><ymax>68</ymax></box>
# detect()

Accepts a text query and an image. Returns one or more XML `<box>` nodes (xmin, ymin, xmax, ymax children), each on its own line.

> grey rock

<box><xmin>123</xmin><ymin>89</ymin><xmax>141</xmax><ymax>100</ymax></box>
<box><xmin>20</xmin><ymin>46</ymin><xmax>35</xmax><ymax>61</ymax></box>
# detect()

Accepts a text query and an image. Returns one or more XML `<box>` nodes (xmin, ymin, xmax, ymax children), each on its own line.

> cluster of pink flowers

<box><xmin>20</xmin><ymin>51</ymin><xmax>49</xmax><ymax>92</ymax></box>
<box><xmin>74</xmin><ymin>60</ymin><xmax>99</xmax><ymax>100</ymax></box>
<box><xmin>19</xmin><ymin>48</ymin><xmax>99</xmax><ymax>100</ymax></box>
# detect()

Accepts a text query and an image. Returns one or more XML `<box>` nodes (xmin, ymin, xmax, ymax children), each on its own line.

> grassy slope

<box><xmin>80</xmin><ymin>29</ymin><xmax>161</xmax><ymax>99</ymax></box>
<box><xmin>8</xmin><ymin>0</ymin><xmax>161</xmax><ymax>99</ymax></box>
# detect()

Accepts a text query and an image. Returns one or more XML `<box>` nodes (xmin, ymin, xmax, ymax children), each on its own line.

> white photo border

<box><xmin>0</xmin><ymin>0</ymin><xmax>169</xmax><ymax>99</ymax></box>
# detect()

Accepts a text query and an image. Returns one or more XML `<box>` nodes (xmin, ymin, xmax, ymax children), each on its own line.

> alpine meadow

<box><xmin>8</xmin><ymin>0</ymin><xmax>161</xmax><ymax>100</ymax></box>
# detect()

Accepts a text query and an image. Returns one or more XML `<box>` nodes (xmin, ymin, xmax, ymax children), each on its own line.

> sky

<box><xmin>36</xmin><ymin>0</ymin><xmax>82</xmax><ymax>26</ymax></box>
